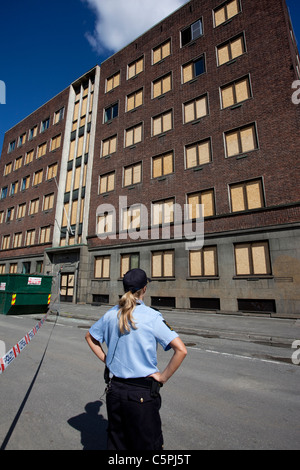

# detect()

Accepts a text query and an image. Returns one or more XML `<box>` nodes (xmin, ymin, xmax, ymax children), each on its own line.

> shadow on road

<box><xmin>68</xmin><ymin>400</ymin><xmax>108</xmax><ymax>450</ymax></box>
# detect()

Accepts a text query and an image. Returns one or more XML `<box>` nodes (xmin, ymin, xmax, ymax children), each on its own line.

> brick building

<box><xmin>0</xmin><ymin>0</ymin><xmax>299</xmax><ymax>316</ymax></box>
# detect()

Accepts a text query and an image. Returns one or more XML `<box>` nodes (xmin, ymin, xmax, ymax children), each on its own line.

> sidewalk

<box><xmin>47</xmin><ymin>301</ymin><xmax>300</xmax><ymax>347</ymax></box>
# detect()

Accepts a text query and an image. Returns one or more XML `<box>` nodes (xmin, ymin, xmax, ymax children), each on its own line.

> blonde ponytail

<box><xmin>118</xmin><ymin>289</ymin><xmax>142</xmax><ymax>334</ymax></box>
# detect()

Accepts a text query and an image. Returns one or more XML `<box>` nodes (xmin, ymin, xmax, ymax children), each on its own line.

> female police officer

<box><xmin>85</xmin><ymin>268</ymin><xmax>187</xmax><ymax>450</ymax></box>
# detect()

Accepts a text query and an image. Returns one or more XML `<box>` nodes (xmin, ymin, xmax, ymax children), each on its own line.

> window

<box><xmin>189</xmin><ymin>246</ymin><xmax>218</xmax><ymax>277</ymax></box>
<box><xmin>120</xmin><ymin>253</ymin><xmax>140</xmax><ymax>277</ymax></box>
<box><xmin>152</xmin><ymin>151</ymin><xmax>174</xmax><ymax>178</ymax></box>
<box><xmin>221</xmin><ymin>76</ymin><xmax>251</xmax><ymax>108</ymax></box>
<box><xmin>128</xmin><ymin>57</ymin><xmax>144</xmax><ymax>79</ymax></box>
<box><xmin>13</xmin><ymin>232</ymin><xmax>22</xmax><ymax>248</ymax></box>
<box><xmin>234</xmin><ymin>241</ymin><xmax>271</xmax><ymax>276</ymax></box>
<box><xmin>6</xmin><ymin>207</ymin><xmax>14</xmax><ymax>222</ymax></box>
<box><xmin>126</xmin><ymin>89</ymin><xmax>143</xmax><ymax>112</ymax></box>
<box><xmin>54</xmin><ymin>107</ymin><xmax>64</xmax><ymax>124</ymax></box>
<box><xmin>43</xmin><ymin>193</ymin><xmax>54</xmax><ymax>211</ymax></box>
<box><xmin>28</xmin><ymin>126</ymin><xmax>37</xmax><ymax>140</ymax></box>
<box><xmin>153</xmin><ymin>39</ymin><xmax>171</xmax><ymax>64</ymax></box>
<box><xmin>152</xmin><ymin>250</ymin><xmax>174</xmax><ymax>278</ymax></box>
<box><xmin>25</xmin><ymin>150</ymin><xmax>34</xmax><ymax>165</ymax></box>
<box><xmin>17</xmin><ymin>203</ymin><xmax>26</xmax><ymax>219</ymax></box>
<box><xmin>152</xmin><ymin>198</ymin><xmax>174</xmax><ymax>225</ymax></box>
<box><xmin>152</xmin><ymin>73</ymin><xmax>172</xmax><ymax>98</ymax></box>
<box><xmin>9</xmin><ymin>263</ymin><xmax>18</xmax><ymax>274</ymax></box>
<box><xmin>2</xmin><ymin>235</ymin><xmax>11</xmax><ymax>250</ymax></box>
<box><xmin>10</xmin><ymin>181</ymin><xmax>18</xmax><ymax>196</ymax></box>
<box><xmin>182</xmin><ymin>56</ymin><xmax>205</xmax><ymax>83</ymax></box>
<box><xmin>22</xmin><ymin>262</ymin><xmax>31</xmax><ymax>274</ymax></box>
<box><xmin>4</xmin><ymin>163</ymin><xmax>12</xmax><ymax>176</ymax></box>
<box><xmin>125</xmin><ymin>123</ymin><xmax>142</xmax><ymax>147</ymax></box>
<box><xmin>0</xmin><ymin>265</ymin><xmax>5</xmax><ymax>274</ymax></box>
<box><xmin>106</xmin><ymin>71</ymin><xmax>120</xmax><ymax>92</ymax></box>
<box><xmin>39</xmin><ymin>226</ymin><xmax>51</xmax><ymax>244</ymax></box>
<box><xmin>47</xmin><ymin>163</ymin><xmax>58</xmax><ymax>180</ymax></box>
<box><xmin>102</xmin><ymin>135</ymin><xmax>117</xmax><ymax>157</ymax></box>
<box><xmin>1</xmin><ymin>187</ymin><xmax>8</xmax><ymax>199</ymax></box>
<box><xmin>123</xmin><ymin>162</ymin><xmax>142</xmax><ymax>187</ymax></box>
<box><xmin>18</xmin><ymin>133</ymin><xmax>26</xmax><ymax>147</ymax></box>
<box><xmin>97</xmin><ymin>212</ymin><xmax>114</xmax><ymax>235</ymax></box>
<box><xmin>152</xmin><ymin>110</ymin><xmax>173</xmax><ymax>136</ymax></box>
<box><xmin>8</xmin><ymin>141</ymin><xmax>15</xmax><ymax>153</ymax></box>
<box><xmin>214</xmin><ymin>0</ymin><xmax>241</xmax><ymax>27</ymax></box>
<box><xmin>37</xmin><ymin>142</ymin><xmax>47</xmax><ymax>158</ymax></box>
<box><xmin>225</xmin><ymin>123</ymin><xmax>258</xmax><ymax>157</ymax></box>
<box><xmin>99</xmin><ymin>172</ymin><xmax>115</xmax><ymax>194</ymax></box>
<box><xmin>185</xmin><ymin>138</ymin><xmax>212</xmax><ymax>169</ymax></box>
<box><xmin>21</xmin><ymin>176</ymin><xmax>30</xmax><ymax>191</ymax></box>
<box><xmin>187</xmin><ymin>189</ymin><xmax>215</xmax><ymax>218</ymax></box>
<box><xmin>14</xmin><ymin>156</ymin><xmax>22</xmax><ymax>171</ymax></box>
<box><xmin>181</xmin><ymin>19</ymin><xmax>203</xmax><ymax>46</ymax></box>
<box><xmin>51</xmin><ymin>134</ymin><xmax>61</xmax><ymax>151</ymax></box>
<box><xmin>122</xmin><ymin>206</ymin><xmax>141</xmax><ymax>231</ymax></box>
<box><xmin>0</xmin><ymin>211</ymin><xmax>3</xmax><ymax>224</ymax></box>
<box><xmin>29</xmin><ymin>198</ymin><xmax>39</xmax><ymax>215</ymax></box>
<box><xmin>41</xmin><ymin>117</ymin><xmax>50</xmax><ymax>132</ymax></box>
<box><xmin>25</xmin><ymin>229</ymin><xmax>35</xmax><ymax>246</ymax></box>
<box><xmin>217</xmin><ymin>34</ymin><xmax>246</xmax><ymax>66</ymax></box>
<box><xmin>104</xmin><ymin>103</ymin><xmax>119</xmax><ymax>123</ymax></box>
<box><xmin>183</xmin><ymin>94</ymin><xmax>208</xmax><ymax>123</ymax></box>
<box><xmin>230</xmin><ymin>179</ymin><xmax>264</xmax><ymax>212</ymax></box>
<box><xmin>94</xmin><ymin>256</ymin><xmax>110</xmax><ymax>279</ymax></box>
<box><xmin>33</xmin><ymin>169</ymin><xmax>43</xmax><ymax>186</ymax></box>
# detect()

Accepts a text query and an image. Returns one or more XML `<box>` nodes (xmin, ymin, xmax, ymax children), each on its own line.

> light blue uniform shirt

<box><xmin>89</xmin><ymin>301</ymin><xmax>178</xmax><ymax>379</ymax></box>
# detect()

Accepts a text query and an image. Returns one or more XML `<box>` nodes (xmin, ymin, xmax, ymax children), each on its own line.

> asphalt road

<box><xmin>0</xmin><ymin>313</ymin><xmax>299</xmax><ymax>450</ymax></box>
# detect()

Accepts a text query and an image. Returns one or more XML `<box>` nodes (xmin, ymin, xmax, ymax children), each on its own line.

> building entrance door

<box><xmin>60</xmin><ymin>273</ymin><xmax>74</xmax><ymax>302</ymax></box>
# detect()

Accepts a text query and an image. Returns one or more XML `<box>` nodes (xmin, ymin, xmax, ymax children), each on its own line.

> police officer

<box><xmin>85</xmin><ymin>268</ymin><xmax>187</xmax><ymax>451</ymax></box>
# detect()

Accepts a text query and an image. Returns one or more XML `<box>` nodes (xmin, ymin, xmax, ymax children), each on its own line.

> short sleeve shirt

<box><xmin>89</xmin><ymin>301</ymin><xmax>178</xmax><ymax>379</ymax></box>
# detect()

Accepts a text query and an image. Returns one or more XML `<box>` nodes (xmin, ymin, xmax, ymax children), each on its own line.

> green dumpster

<box><xmin>0</xmin><ymin>274</ymin><xmax>53</xmax><ymax>315</ymax></box>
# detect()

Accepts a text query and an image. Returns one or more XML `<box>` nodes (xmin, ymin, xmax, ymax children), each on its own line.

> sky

<box><xmin>0</xmin><ymin>0</ymin><xmax>299</xmax><ymax>154</ymax></box>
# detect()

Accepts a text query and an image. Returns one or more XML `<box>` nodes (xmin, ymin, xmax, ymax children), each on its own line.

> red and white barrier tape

<box><xmin>0</xmin><ymin>313</ymin><xmax>49</xmax><ymax>374</ymax></box>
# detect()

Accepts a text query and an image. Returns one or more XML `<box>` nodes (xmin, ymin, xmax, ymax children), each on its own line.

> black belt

<box><xmin>112</xmin><ymin>376</ymin><xmax>163</xmax><ymax>396</ymax></box>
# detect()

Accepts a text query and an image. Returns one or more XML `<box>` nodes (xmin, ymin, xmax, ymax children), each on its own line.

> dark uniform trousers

<box><xmin>106</xmin><ymin>379</ymin><xmax>164</xmax><ymax>450</ymax></box>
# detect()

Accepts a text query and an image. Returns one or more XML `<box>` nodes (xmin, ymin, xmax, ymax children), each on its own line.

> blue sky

<box><xmin>0</xmin><ymin>0</ymin><xmax>299</xmax><ymax>154</ymax></box>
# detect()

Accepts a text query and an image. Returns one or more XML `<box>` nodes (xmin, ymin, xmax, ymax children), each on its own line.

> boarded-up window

<box><xmin>33</xmin><ymin>169</ymin><xmax>43</xmax><ymax>186</ymax></box>
<box><xmin>153</xmin><ymin>73</ymin><xmax>172</xmax><ymax>98</ymax></box>
<box><xmin>106</xmin><ymin>71</ymin><xmax>120</xmax><ymax>92</ymax></box>
<box><xmin>94</xmin><ymin>256</ymin><xmax>110</xmax><ymax>279</ymax></box>
<box><xmin>25</xmin><ymin>150</ymin><xmax>34</xmax><ymax>165</ymax></box>
<box><xmin>29</xmin><ymin>198</ymin><xmax>39</xmax><ymax>215</ymax></box>
<box><xmin>102</xmin><ymin>135</ymin><xmax>117</xmax><ymax>157</ymax></box>
<box><xmin>187</xmin><ymin>190</ymin><xmax>215</xmax><ymax>218</ymax></box>
<box><xmin>225</xmin><ymin>124</ymin><xmax>257</xmax><ymax>157</ymax></box>
<box><xmin>51</xmin><ymin>134</ymin><xmax>61</xmax><ymax>151</ymax></box>
<box><xmin>127</xmin><ymin>89</ymin><xmax>143</xmax><ymax>111</ymax></box>
<box><xmin>217</xmin><ymin>34</ymin><xmax>245</xmax><ymax>66</ymax></box>
<box><xmin>230</xmin><ymin>179</ymin><xmax>264</xmax><ymax>212</ymax></box>
<box><xmin>221</xmin><ymin>76</ymin><xmax>251</xmax><ymax>108</ymax></box>
<box><xmin>152</xmin><ymin>152</ymin><xmax>173</xmax><ymax>178</ymax></box>
<box><xmin>97</xmin><ymin>213</ymin><xmax>113</xmax><ymax>234</ymax></box>
<box><xmin>125</xmin><ymin>124</ymin><xmax>142</xmax><ymax>147</ymax></box>
<box><xmin>37</xmin><ymin>142</ymin><xmax>47</xmax><ymax>158</ymax></box>
<box><xmin>128</xmin><ymin>57</ymin><xmax>144</xmax><ymax>79</ymax></box>
<box><xmin>152</xmin><ymin>110</ymin><xmax>173</xmax><ymax>136</ymax></box>
<box><xmin>189</xmin><ymin>246</ymin><xmax>218</xmax><ymax>277</ymax></box>
<box><xmin>122</xmin><ymin>206</ymin><xmax>141</xmax><ymax>231</ymax></box>
<box><xmin>120</xmin><ymin>253</ymin><xmax>140</xmax><ymax>277</ymax></box>
<box><xmin>184</xmin><ymin>94</ymin><xmax>208</xmax><ymax>123</ymax></box>
<box><xmin>152</xmin><ymin>199</ymin><xmax>174</xmax><ymax>225</ymax></box>
<box><xmin>186</xmin><ymin>138</ymin><xmax>211</xmax><ymax>168</ymax></box>
<box><xmin>14</xmin><ymin>157</ymin><xmax>23</xmax><ymax>170</ymax></box>
<box><xmin>39</xmin><ymin>226</ymin><xmax>51</xmax><ymax>244</ymax></box>
<box><xmin>99</xmin><ymin>172</ymin><xmax>115</xmax><ymax>194</ymax></box>
<box><xmin>25</xmin><ymin>230</ymin><xmax>35</xmax><ymax>246</ymax></box>
<box><xmin>123</xmin><ymin>162</ymin><xmax>142</xmax><ymax>187</ymax></box>
<box><xmin>43</xmin><ymin>193</ymin><xmax>54</xmax><ymax>211</ymax></box>
<box><xmin>214</xmin><ymin>0</ymin><xmax>240</xmax><ymax>27</ymax></box>
<box><xmin>235</xmin><ymin>242</ymin><xmax>271</xmax><ymax>276</ymax></box>
<box><xmin>182</xmin><ymin>56</ymin><xmax>205</xmax><ymax>83</ymax></box>
<box><xmin>153</xmin><ymin>39</ymin><xmax>171</xmax><ymax>64</ymax></box>
<box><xmin>152</xmin><ymin>250</ymin><xmax>174</xmax><ymax>278</ymax></box>
<box><xmin>47</xmin><ymin>163</ymin><xmax>57</xmax><ymax>180</ymax></box>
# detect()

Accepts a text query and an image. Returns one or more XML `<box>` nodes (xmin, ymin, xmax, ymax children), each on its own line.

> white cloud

<box><xmin>82</xmin><ymin>0</ymin><xmax>189</xmax><ymax>54</ymax></box>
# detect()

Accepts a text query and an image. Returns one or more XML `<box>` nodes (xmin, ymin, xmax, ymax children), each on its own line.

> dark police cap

<box><xmin>123</xmin><ymin>268</ymin><xmax>151</xmax><ymax>293</ymax></box>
